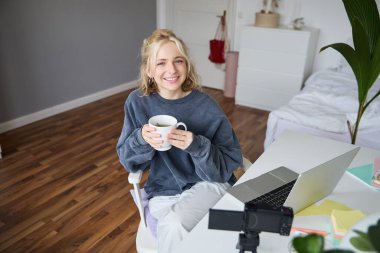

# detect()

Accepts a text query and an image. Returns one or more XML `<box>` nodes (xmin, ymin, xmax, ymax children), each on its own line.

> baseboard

<box><xmin>0</xmin><ymin>80</ymin><xmax>138</xmax><ymax>134</ymax></box>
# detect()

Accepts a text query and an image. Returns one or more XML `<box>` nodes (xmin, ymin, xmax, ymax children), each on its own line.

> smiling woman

<box><xmin>116</xmin><ymin>29</ymin><xmax>243</xmax><ymax>253</ymax></box>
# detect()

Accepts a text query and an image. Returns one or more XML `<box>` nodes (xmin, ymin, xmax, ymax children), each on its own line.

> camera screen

<box><xmin>245</xmin><ymin>211</ymin><xmax>283</xmax><ymax>233</ymax></box>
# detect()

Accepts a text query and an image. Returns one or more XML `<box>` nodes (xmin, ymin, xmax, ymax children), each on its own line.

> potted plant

<box><xmin>320</xmin><ymin>0</ymin><xmax>380</xmax><ymax>144</ymax></box>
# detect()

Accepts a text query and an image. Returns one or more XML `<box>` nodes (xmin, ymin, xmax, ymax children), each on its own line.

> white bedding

<box><xmin>264</xmin><ymin>69</ymin><xmax>380</xmax><ymax>150</ymax></box>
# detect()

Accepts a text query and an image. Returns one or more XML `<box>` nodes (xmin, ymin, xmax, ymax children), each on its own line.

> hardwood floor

<box><xmin>0</xmin><ymin>87</ymin><xmax>269</xmax><ymax>253</ymax></box>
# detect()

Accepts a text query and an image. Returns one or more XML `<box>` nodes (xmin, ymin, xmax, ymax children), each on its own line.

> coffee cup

<box><xmin>148</xmin><ymin>115</ymin><xmax>187</xmax><ymax>151</ymax></box>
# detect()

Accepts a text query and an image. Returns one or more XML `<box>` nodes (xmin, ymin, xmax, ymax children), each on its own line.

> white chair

<box><xmin>128</xmin><ymin>171</ymin><xmax>158</xmax><ymax>253</ymax></box>
<box><xmin>128</xmin><ymin>157</ymin><xmax>252</xmax><ymax>253</ymax></box>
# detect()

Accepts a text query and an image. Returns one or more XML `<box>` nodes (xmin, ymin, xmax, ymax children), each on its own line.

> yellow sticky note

<box><xmin>331</xmin><ymin>209</ymin><xmax>366</xmax><ymax>237</ymax></box>
<box><xmin>296</xmin><ymin>199</ymin><xmax>351</xmax><ymax>216</ymax></box>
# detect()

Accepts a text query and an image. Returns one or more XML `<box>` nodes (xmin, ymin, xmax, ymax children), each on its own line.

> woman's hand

<box><xmin>141</xmin><ymin>124</ymin><xmax>163</xmax><ymax>149</ymax></box>
<box><xmin>167</xmin><ymin>129</ymin><xmax>193</xmax><ymax>150</ymax></box>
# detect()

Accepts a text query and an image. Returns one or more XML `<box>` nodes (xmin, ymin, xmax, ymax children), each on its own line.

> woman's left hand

<box><xmin>167</xmin><ymin>129</ymin><xmax>193</xmax><ymax>150</ymax></box>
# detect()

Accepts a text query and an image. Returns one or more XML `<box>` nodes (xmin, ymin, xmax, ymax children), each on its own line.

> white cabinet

<box><xmin>235</xmin><ymin>26</ymin><xmax>319</xmax><ymax>111</ymax></box>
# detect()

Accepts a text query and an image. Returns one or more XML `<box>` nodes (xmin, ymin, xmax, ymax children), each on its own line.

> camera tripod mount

<box><xmin>237</xmin><ymin>231</ymin><xmax>260</xmax><ymax>253</ymax></box>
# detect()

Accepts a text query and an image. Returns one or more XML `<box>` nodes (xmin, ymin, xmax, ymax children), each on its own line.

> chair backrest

<box><xmin>130</xmin><ymin>187</ymin><xmax>158</xmax><ymax>238</ymax></box>
<box><xmin>128</xmin><ymin>172</ymin><xmax>145</xmax><ymax>219</ymax></box>
<box><xmin>129</xmin><ymin>171</ymin><xmax>158</xmax><ymax>253</ymax></box>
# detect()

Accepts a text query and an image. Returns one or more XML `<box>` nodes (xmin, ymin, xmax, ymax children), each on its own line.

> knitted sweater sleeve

<box><xmin>185</xmin><ymin>113</ymin><xmax>243</xmax><ymax>183</ymax></box>
<box><xmin>116</xmin><ymin>96</ymin><xmax>155</xmax><ymax>173</ymax></box>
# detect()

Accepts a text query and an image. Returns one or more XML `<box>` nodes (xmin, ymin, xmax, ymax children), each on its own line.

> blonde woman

<box><xmin>116</xmin><ymin>29</ymin><xmax>242</xmax><ymax>253</ymax></box>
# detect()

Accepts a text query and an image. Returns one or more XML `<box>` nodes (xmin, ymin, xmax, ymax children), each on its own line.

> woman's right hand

<box><xmin>141</xmin><ymin>124</ymin><xmax>163</xmax><ymax>149</ymax></box>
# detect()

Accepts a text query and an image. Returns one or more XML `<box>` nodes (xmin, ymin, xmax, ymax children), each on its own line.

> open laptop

<box><xmin>227</xmin><ymin>147</ymin><xmax>360</xmax><ymax>213</ymax></box>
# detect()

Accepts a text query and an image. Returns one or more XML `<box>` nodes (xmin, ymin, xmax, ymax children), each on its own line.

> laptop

<box><xmin>227</xmin><ymin>147</ymin><xmax>360</xmax><ymax>213</ymax></box>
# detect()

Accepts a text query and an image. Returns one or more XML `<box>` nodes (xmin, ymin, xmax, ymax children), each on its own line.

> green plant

<box><xmin>350</xmin><ymin>218</ymin><xmax>380</xmax><ymax>252</ymax></box>
<box><xmin>292</xmin><ymin>234</ymin><xmax>353</xmax><ymax>253</ymax></box>
<box><xmin>320</xmin><ymin>0</ymin><xmax>380</xmax><ymax>144</ymax></box>
<box><xmin>292</xmin><ymin>218</ymin><xmax>380</xmax><ymax>253</ymax></box>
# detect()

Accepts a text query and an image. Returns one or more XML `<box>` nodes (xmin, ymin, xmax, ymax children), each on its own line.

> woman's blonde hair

<box><xmin>139</xmin><ymin>29</ymin><xmax>200</xmax><ymax>96</ymax></box>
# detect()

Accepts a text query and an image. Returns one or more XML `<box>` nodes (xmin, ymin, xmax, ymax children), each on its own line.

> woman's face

<box><xmin>151</xmin><ymin>41</ymin><xmax>188</xmax><ymax>99</ymax></box>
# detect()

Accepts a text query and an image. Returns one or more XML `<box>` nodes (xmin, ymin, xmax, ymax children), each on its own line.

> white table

<box><xmin>175</xmin><ymin>131</ymin><xmax>380</xmax><ymax>253</ymax></box>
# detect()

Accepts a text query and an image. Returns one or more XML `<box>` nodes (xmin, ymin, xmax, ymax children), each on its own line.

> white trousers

<box><xmin>148</xmin><ymin>181</ymin><xmax>230</xmax><ymax>253</ymax></box>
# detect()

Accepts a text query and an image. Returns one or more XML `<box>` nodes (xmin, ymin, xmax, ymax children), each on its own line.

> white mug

<box><xmin>148</xmin><ymin>115</ymin><xmax>187</xmax><ymax>151</ymax></box>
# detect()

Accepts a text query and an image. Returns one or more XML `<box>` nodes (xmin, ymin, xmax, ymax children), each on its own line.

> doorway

<box><xmin>157</xmin><ymin>0</ymin><xmax>236</xmax><ymax>90</ymax></box>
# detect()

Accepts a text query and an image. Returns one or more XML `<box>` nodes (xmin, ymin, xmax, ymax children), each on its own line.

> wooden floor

<box><xmin>0</xmin><ymin>87</ymin><xmax>269</xmax><ymax>253</ymax></box>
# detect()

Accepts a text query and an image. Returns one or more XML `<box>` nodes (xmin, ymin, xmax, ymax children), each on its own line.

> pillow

<box><xmin>130</xmin><ymin>188</ymin><xmax>158</xmax><ymax>238</ymax></box>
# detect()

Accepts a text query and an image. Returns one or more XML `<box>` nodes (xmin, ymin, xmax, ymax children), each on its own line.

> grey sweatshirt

<box><xmin>116</xmin><ymin>89</ymin><xmax>243</xmax><ymax>199</ymax></box>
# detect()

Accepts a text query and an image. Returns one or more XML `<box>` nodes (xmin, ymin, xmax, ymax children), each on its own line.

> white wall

<box><xmin>233</xmin><ymin>0</ymin><xmax>380</xmax><ymax>71</ymax></box>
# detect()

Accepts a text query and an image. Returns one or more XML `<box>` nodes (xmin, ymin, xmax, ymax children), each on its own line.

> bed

<box><xmin>264</xmin><ymin>66</ymin><xmax>380</xmax><ymax>150</ymax></box>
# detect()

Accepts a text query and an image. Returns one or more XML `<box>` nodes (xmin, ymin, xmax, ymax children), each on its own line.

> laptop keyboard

<box><xmin>247</xmin><ymin>180</ymin><xmax>296</xmax><ymax>208</ymax></box>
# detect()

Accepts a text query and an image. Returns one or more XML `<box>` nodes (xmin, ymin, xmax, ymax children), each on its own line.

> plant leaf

<box><xmin>365</xmin><ymin>90</ymin><xmax>380</xmax><ymax>111</ymax></box>
<box><xmin>292</xmin><ymin>234</ymin><xmax>324</xmax><ymax>253</ymax></box>
<box><xmin>320</xmin><ymin>43</ymin><xmax>358</xmax><ymax>73</ymax></box>
<box><xmin>350</xmin><ymin>17</ymin><xmax>371</xmax><ymax>103</ymax></box>
<box><xmin>342</xmin><ymin>0</ymin><xmax>380</xmax><ymax>55</ymax></box>
<box><xmin>369</xmin><ymin>35</ymin><xmax>380</xmax><ymax>86</ymax></box>
<box><xmin>351</xmin><ymin>17</ymin><xmax>371</xmax><ymax>65</ymax></box>
<box><xmin>367</xmin><ymin>218</ymin><xmax>380</xmax><ymax>251</ymax></box>
<box><xmin>320</xmin><ymin>43</ymin><xmax>364</xmax><ymax>100</ymax></box>
<box><xmin>350</xmin><ymin>233</ymin><xmax>375</xmax><ymax>251</ymax></box>
<box><xmin>352</xmin><ymin>229</ymin><xmax>368</xmax><ymax>237</ymax></box>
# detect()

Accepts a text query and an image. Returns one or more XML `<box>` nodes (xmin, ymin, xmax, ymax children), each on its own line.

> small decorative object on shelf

<box><xmin>255</xmin><ymin>0</ymin><xmax>280</xmax><ymax>28</ymax></box>
<box><xmin>291</xmin><ymin>17</ymin><xmax>305</xmax><ymax>30</ymax></box>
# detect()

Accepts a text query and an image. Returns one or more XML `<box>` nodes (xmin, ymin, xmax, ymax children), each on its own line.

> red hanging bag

<box><xmin>209</xmin><ymin>12</ymin><xmax>227</xmax><ymax>64</ymax></box>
